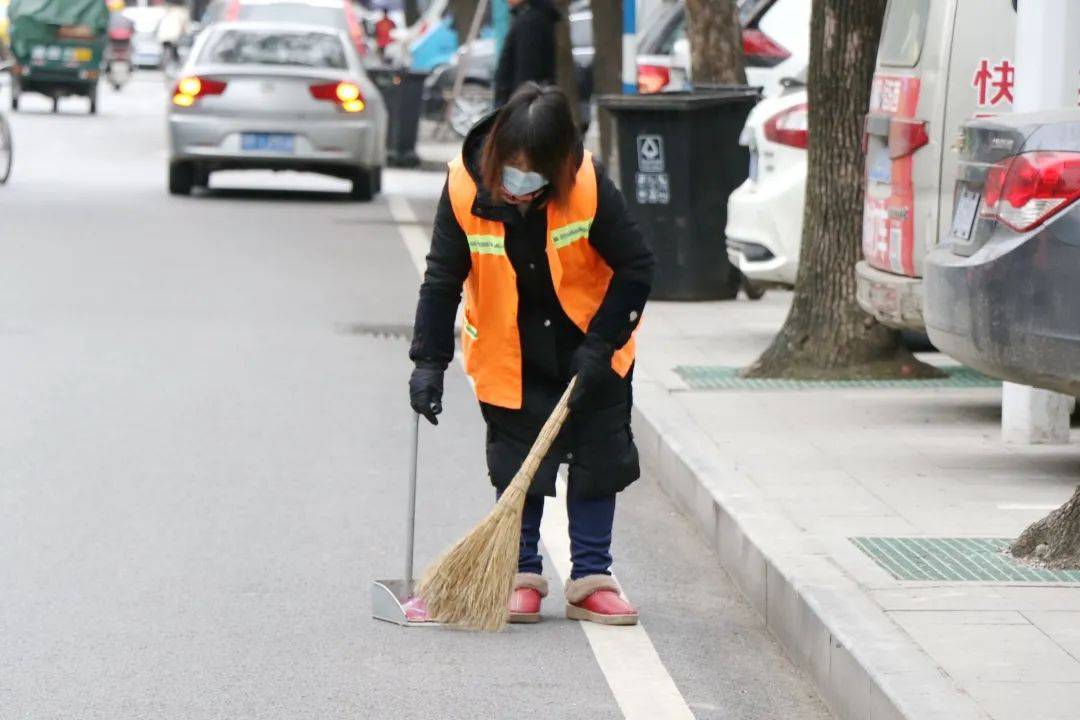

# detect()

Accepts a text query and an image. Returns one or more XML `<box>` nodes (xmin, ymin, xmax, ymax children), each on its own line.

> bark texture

<box><xmin>1011</xmin><ymin>485</ymin><xmax>1080</xmax><ymax>569</ymax></box>
<box><xmin>685</xmin><ymin>0</ymin><xmax>746</xmax><ymax>85</ymax></box>
<box><xmin>590</xmin><ymin>0</ymin><xmax>622</xmax><ymax>167</ymax></box>
<box><xmin>448</xmin><ymin>0</ymin><xmax>482</xmax><ymax>42</ymax></box>
<box><xmin>744</xmin><ymin>0</ymin><xmax>941</xmax><ymax>380</ymax></box>
<box><xmin>553</xmin><ymin>0</ymin><xmax>581</xmax><ymax>127</ymax></box>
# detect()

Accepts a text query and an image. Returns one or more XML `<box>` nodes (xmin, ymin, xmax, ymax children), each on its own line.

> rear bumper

<box><xmin>925</xmin><ymin>221</ymin><xmax>1080</xmax><ymax>396</ymax></box>
<box><xmin>168</xmin><ymin>111</ymin><xmax>382</xmax><ymax>169</ymax></box>
<box><xmin>855</xmin><ymin>260</ymin><xmax>924</xmax><ymax>331</ymax></box>
<box><xmin>725</xmin><ymin>172</ymin><xmax>804</xmax><ymax>287</ymax></box>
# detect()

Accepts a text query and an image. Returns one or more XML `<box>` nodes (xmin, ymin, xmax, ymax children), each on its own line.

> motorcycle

<box><xmin>104</xmin><ymin>15</ymin><xmax>133</xmax><ymax>91</ymax></box>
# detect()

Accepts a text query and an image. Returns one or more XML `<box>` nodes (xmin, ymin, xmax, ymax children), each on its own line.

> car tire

<box><xmin>10</xmin><ymin>79</ymin><xmax>19</xmax><ymax>111</ymax></box>
<box><xmin>168</xmin><ymin>160</ymin><xmax>194</xmax><ymax>196</ymax></box>
<box><xmin>192</xmin><ymin>164</ymin><xmax>210</xmax><ymax>189</ymax></box>
<box><xmin>350</xmin><ymin>167</ymin><xmax>376</xmax><ymax>201</ymax></box>
<box><xmin>88</xmin><ymin>87</ymin><xmax>98</xmax><ymax>115</ymax></box>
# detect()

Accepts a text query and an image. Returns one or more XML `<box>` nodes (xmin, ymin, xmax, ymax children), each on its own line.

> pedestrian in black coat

<box><xmin>493</xmin><ymin>0</ymin><xmax>560</xmax><ymax>106</ymax></box>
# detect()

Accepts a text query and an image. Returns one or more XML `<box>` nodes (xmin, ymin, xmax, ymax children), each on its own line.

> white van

<box><xmin>856</xmin><ymin>0</ymin><xmax>1017</xmax><ymax>331</ymax></box>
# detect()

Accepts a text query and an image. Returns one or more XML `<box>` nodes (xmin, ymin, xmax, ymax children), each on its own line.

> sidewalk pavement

<box><xmin>632</xmin><ymin>292</ymin><xmax>1080</xmax><ymax>720</ymax></box>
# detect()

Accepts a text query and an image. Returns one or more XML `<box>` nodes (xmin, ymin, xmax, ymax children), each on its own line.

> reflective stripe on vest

<box><xmin>446</xmin><ymin>152</ymin><xmax>637</xmax><ymax>410</ymax></box>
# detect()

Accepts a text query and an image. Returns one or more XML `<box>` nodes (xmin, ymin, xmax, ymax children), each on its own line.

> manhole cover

<box><xmin>673</xmin><ymin>366</ymin><xmax>999</xmax><ymax>391</ymax></box>
<box><xmin>851</xmin><ymin>537</ymin><xmax>1080</xmax><ymax>583</ymax></box>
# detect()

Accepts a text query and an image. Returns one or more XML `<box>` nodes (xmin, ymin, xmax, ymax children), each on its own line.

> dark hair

<box><xmin>481</xmin><ymin>83</ymin><xmax>581</xmax><ymax>204</ymax></box>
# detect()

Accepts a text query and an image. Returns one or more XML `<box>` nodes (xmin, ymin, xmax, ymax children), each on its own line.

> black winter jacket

<box><xmin>493</xmin><ymin>0</ymin><xmax>559</xmax><ymax>105</ymax></box>
<box><xmin>408</xmin><ymin>116</ymin><xmax>653</xmax><ymax>498</ymax></box>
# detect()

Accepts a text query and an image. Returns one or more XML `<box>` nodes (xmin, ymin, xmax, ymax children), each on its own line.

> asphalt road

<box><xmin>0</xmin><ymin>73</ymin><xmax>830</xmax><ymax>720</ymax></box>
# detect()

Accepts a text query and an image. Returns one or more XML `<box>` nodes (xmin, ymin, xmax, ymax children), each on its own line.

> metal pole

<box><xmin>621</xmin><ymin>0</ymin><xmax>636</xmax><ymax>94</ymax></box>
<box><xmin>404</xmin><ymin>412</ymin><xmax>419</xmax><ymax>596</ymax></box>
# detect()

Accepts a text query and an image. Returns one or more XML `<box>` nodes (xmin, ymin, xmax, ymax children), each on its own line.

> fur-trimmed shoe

<box><xmin>565</xmin><ymin>575</ymin><xmax>638</xmax><ymax>626</ymax></box>
<box><xmin>509</xmin><ymin>573</ymin><xmax>548</xmax><ymax>624</ymax></box>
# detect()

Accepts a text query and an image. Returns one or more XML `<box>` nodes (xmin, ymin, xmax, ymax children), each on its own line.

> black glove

<box><xmin>569</xmin><ymin>333</ymin><xmax>614</xmax><ymax>411</ymax></box>
<box><xmin>409</xmin><ymin>362</ymin><xmax>444</xmax><ymax>425</ymax></box>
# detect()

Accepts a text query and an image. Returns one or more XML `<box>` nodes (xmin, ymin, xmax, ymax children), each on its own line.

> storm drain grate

<box><xmin>674</xmin><ymin>366</ymin><xmax>999</xmax><ymax>391</ymax></box>
<box><xmin>851</xmin><ymin>537</ymin><xmax>1080</xmax><ymax>583</ymax></box>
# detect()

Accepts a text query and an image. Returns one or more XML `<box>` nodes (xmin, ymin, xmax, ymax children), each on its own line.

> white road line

<box><xmin>388</xmin><ymin>193</ymin><xmax>697</xmax><ymax>720</ymax></box>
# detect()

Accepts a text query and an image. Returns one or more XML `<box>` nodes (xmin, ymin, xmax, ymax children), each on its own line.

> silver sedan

<box><xmin>167</xmin><ymin>21</ymin><xmax>387</xmax><ymax>200</ymax></box>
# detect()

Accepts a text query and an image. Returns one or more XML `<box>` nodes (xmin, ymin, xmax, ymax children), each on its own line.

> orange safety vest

<box><xmin>446</xmin><ymin>152</ymin><xmax>637</xmax><ymax>409</ymax></box>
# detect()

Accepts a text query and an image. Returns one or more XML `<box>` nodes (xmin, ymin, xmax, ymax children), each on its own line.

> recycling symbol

<box><xmin>637</xmin><ymin>135</ymin><xmax>665</xmax><ymax>173</ymax></box>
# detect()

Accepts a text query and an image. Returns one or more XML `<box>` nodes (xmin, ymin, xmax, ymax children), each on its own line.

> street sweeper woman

<box><xmin>408</xmin><ymin>83</ymin><xmax>654</xmax><ymax>626</ymax></box>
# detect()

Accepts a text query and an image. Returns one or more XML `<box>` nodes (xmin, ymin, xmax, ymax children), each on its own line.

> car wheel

<box><xmin>88</xmin><ymin>87</ymin><xmax>98</xmax><ymax>115</ymax></box>
<box><xmin>192</xmin><ymin>164</ymin><xmax>210</xmax><ymax>189</ymax></box>
<box><xmin>0</xmin><ymin>113</ymin><xmax>12</xmax><ymax>185</ymax></box>
<box><xmin>168</xmin><ymin>160</ymin><xmax>194</xmax><ymax>196</ymax></box>
<box><xmin>10</xmin><ymin>79</ymin><xmax>19</xmax><ymax>111</ymax></box>
<box><xmin>52</xmin><ymin>97</ymin><xmax>59</xmax><ymax>114</ymax></box>
<box><xmin>350</xmin><ymin>167</ymin><xmax>376</xmax><ymax>201</ymax></box>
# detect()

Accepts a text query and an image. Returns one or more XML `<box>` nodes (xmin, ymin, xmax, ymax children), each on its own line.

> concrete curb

<box><xmin>631</xmin><ymin>376</ymin><xmax>990</xmax><ymax>720</ymax></box>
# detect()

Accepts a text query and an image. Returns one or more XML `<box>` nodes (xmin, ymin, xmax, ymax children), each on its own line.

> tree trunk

<box><xmin>448</xmin><ymin>0</ymin><xmax>482</xmax><ymax>44</ymax></box>
<box><xmin>590</xmin><ymin>0</ymin><xmax>622</xmax><ymax>168</ymax></box>
<box><xmin>1011</xmin><ymin>485</ymin><xmax>1080</xmax><ymax>569</ymax></box>
<box><xmin>685</xmin><ymin>0</ymin><xmax>746</xmax><ymax>85</ymax></box>
<box><xmin>404</xmin><ymin>0</ymin><xmax>421</xmax><ymax>28</ymax></box>
<box><xmin>553</xmin><ymin>0</ymin><xmax>581</xmax><ymax>127</ymax></box>
<box><xmin>744</xmin><ymin>0</ymin><xmax>942</xmax><ymax>380</ymax></box>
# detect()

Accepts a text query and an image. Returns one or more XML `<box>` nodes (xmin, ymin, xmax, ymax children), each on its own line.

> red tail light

<box><xmin>980</xmin><ymin>151</ymin><xmax>1080</xmax><ymax>232</ymax></box>
<box><xmin>108</xmin><ymin>27</ymin><xmax>132</xmax><ymax>41</ymax></box>
<box><xmin>637</xmin><ymin>64</ymin><xmax>670</xmax><ymax>94</ymax></box>
<box><xmin>171</xmin><ymin>76</ymin><xmax>227</xmax><ymax>107</ymax></box>
<box><xmin>310</xmin><ymin>81</ymin><xmax>366</xmax><ymax>112</ymax></box>
<box><xmin>742</xmin><ymin>28</ymin><xmax>790</xmax><ymax>67</ymax></box>
<box><xmin>763</xmin><ymin>103</ymin><xmax>809</xmax><ymax>149</ymax></box>
<box><xmin>887</xmin><ymin>118</ymin><xmax>929</xmax><ymax>159</ymax></box>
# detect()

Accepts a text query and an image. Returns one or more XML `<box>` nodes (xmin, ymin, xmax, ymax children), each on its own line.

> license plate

<box><xmin>73</xmin><ymin>47</ymin><xmax>92</xmax><ymax>62</ymax></box>
<box><xmin>868</xmin><ymin>148</ymin><xmax>892</xmax><ymax>184</ymax></box>
<box><xmin>241</xmin><ymin>133</ymin><xmax>295</xmax><ymax>153</ymax></box>
<box><xmin>951</xmin><ymin>186</ymin><xmax>981</xmax><ymax>240</ymax></box>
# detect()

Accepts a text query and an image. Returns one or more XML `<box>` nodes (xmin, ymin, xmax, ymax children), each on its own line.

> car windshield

<box><xmin>237</xmin><ymin>3</ymin><xmax>347</xmax><ymax>31</ymax></box>
<box><xmin>202</xmin><ymin>29</ymin><xmax>347</xmax><ymax>68</ymax></box>
<box><xmin>878</xmin><ymin>0</ymin><xmax>930</xmax><ymax>67</ymax></box>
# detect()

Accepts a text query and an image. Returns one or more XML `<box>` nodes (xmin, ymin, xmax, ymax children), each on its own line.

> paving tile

<box><xmin>964</xmin><ymin>681</ymin><xmax>1080</xmax><ymax>720</ymax></box>
<box><xmin>1024</xmin><ymin>611</ymin><xmax>1080</xmax><ymax>660</ymax></box>
<box><xmin>995</xmin><ymin>587</ymin><xmax>1080</xmax><ymax>612</ymax></box>
<box><xmin>872</xmin><ymin>586</ymin><xmax>1010</xmax><ymax>612</ymax></box>
<box><xmin>891</xmin><ymin>612</ymin><xmax>1080</xmax><ymax>683</ymax></box>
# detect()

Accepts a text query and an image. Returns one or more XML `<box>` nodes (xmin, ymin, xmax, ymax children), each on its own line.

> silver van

<box><xmin>856</xmin><ymin>0</ymin><xmax>1016</xmax><ymax>331</ymax></box>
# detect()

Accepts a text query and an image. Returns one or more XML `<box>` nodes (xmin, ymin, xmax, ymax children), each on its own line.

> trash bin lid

<box><xmin>597</xmin><ymin>87</ymin><xmax>761</xmax><ymax>112</ymax></box>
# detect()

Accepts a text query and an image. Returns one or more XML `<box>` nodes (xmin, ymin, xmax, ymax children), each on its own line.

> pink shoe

<box><xmin>402</xmin><ymin>595</ymin><xmax>432</xmax><ymax>623</ymax></box>
<box><xmin>508</xmin><ymin>573</ymin><xmax>548</xmax><ymax>624</ymax></box>
<box><xmin>565</xmin><ymin>575</ymin><xmax>638</xmax><ymax>626</ymax></box>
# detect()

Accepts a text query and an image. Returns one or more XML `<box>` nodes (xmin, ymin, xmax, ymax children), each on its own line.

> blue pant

<box><xmin>499</xmin><ymin>490</ymin><xmax>617</xmax><ymax>579</ymax></box>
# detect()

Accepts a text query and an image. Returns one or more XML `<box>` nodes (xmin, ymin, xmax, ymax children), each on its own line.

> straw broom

<box><xmin>417</xmin><ymin>377</ymin><xmax>577</xmax><ymax>631</ymax></box>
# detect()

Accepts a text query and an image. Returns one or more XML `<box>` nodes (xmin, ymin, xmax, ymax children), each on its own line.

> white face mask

<box><xmin>502</xmin><ymin>165</ymin><xmax>548</xmax><ymax>197</ymax></box>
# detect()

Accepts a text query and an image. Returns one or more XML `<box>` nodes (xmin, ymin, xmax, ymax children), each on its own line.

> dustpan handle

<box><xmin>504</xmin><ymin>376</ymin><xmax>577</xmax><ymax>496</ymax></box>
<box><xmin>405</xmin><ymin>411</ymin><xmax>419</xmax><ymax>596</ymax></box>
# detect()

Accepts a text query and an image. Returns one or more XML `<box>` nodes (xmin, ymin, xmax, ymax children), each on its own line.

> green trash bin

<box><xmin>598</xmin><ymin>88</ymin><xmax>761</xmax><ymax>300</ymax></box>
<box><xmin>368</xmin><ymin>68</ymin><xmax>428</xmax><ymax>168</ymax></box>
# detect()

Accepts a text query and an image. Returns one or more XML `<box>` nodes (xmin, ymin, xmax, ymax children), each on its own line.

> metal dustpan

<box><xmin>372</xmin><ymin>413</ymin><xmax>438</xmax><ymax>627</ymax></box>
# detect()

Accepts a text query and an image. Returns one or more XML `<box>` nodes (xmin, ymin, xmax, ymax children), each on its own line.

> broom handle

<box><xmin>505</xmin><ymin>376</ymin><xmax>578</xmax><ymax>495</ymax></box>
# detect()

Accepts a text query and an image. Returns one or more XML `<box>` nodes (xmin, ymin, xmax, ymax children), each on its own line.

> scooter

<box><xmin>105</xmin><ymin>19</ymin><xmax>134</xmax><ymax>91</ymax></box>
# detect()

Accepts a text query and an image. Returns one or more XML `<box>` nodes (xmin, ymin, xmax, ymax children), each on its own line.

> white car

<box><xmin>124</xmin><ymin>6</ymin><xmax>167</xmax><ymax>68</ymax></box>
<box><xmin>167</xmin><ymin>21</ymin><xmax>387</xmax><ymax>199</ymax></box>
<box><xmin>725</xmin><ymin>84</ymin><xmax>807</xmax><ymax>287</ymax></box>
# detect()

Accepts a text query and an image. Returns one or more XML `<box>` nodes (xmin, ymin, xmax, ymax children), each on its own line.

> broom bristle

<box><xmin>417</xmin><ymin>378</ymin><xmax>576</xmax><ymax>632</ymax></box>
<box><xmin>418</xmin><ymin>484</ymin><xmax>527</xmax><ymax>631</ymax></box>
